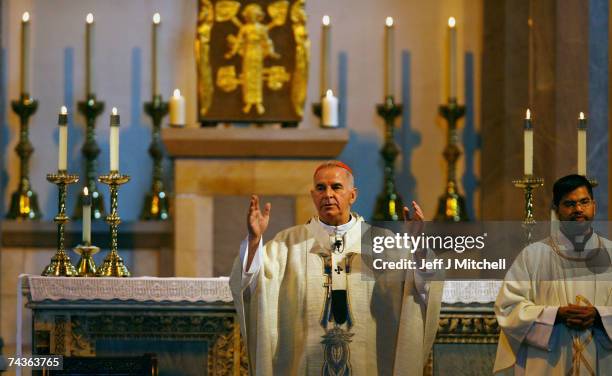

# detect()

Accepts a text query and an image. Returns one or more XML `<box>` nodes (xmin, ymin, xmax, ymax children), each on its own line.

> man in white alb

<box><xmin>229</xmin><ymin>160</ymin><xmax>443</xmax><ymax>375</ymax></box>
<box><xmin>494</xmin><ymin>174</ymin><xmax>612</xmax><ymax>374</ymax></box>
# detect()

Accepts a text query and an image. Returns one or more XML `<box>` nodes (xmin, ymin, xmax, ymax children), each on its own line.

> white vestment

<box><xmin>229</xmin><ymin>214</ymin><xmax>443</xmax><ymax>375</ymax></box>
<box><xmin>494</xmin><ymin>231</ymin><xmax>612</xmax><ymax>375</ymax></box>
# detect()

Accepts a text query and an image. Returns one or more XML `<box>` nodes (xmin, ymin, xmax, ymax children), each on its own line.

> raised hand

<box><xmin>247</xmin><ymin>195</ymin><xmax>271</xmax><ymax>241</ymax></box>
<box><xmin>403</xmin><ymin>200</ymin><xmax>425</xmax><ymax>235</ymax></box>
<box><xmin>245</xmin><ymin>195</ymin><xmax>271</xmax><ymax>271</ymax></box>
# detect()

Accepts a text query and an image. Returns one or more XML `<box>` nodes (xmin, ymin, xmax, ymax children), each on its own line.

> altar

<box><xmin>19</xmin><ymin>276</ymin><xmax>501</xmax><ymax>375</ymax></box>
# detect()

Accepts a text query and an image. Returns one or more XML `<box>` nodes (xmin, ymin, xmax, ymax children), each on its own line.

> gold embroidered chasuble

<box><xmin>230</xmin><ymin>215</ymin><xmax>442</xmax><ymax>375</ymax></box>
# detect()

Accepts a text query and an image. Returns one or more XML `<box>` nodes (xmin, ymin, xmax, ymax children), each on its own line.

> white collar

<box><xmin>317</xmin><ymin>215</ymin><xmax>357</xmax><ymax>235</ymax></box>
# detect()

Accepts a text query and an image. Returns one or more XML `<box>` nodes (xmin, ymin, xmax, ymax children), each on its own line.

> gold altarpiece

<box><xmin>196</xmin><ymin>0</ymin><xmax>309</xmax><ymax>125</ymax></box>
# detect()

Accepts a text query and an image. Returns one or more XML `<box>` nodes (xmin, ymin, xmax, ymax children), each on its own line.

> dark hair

<box><xmin>552</xmin><ymin>174</ymin><xmax>593</xmax><ymax>207</ymax></box>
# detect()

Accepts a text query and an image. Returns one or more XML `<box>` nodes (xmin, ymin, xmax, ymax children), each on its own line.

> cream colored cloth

<box><xmin>230</xmin><ymin>214</ymin><xmax>442</xmax><ymax>375</ymax></box>
<box><xmin>494</xmin><ymin>231</ymin><xmax>612</xmax><ymax>375</ymax></box>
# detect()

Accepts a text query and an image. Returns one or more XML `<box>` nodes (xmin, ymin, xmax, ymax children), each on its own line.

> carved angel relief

<box><xmin>196</xmin><ymin>0</ymin><xmax>309</xmax><ymax>125</ymax></box>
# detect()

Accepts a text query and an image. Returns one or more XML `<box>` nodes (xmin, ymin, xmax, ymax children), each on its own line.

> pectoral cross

<box><xmin>334</xmin><ymin>265</ymin><xmax>343</xmax><ymax>274</ymax></box>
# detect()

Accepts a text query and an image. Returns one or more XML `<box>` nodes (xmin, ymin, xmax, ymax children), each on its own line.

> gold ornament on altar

<box><xmin>196</xmin><ymin>0</ymin><xmax>309</xmax><ymax>125</ymax></box>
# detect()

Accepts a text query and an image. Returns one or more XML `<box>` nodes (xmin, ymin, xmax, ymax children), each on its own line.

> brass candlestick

<box><xmin>435</xmin><ymin>98</ymin><xmax>468</xmax><ymax>222</ymax></box>
<box><xmin>513</xmin><ymin>175</ymin><xmax>544</xmax><ymax>242</ymax></box>
<box><xmin>97</xmin><ymin>171</ymin><xmax>131</xmax><ymax>277</ymax></box>
<box><xmin>42</xmin><ymin>171</ymin><xmax>79</xmax><ymax>276</ymax></box>
<box><xmin>7</xmin><ymin>94</ymin><xmax>41</xmax><ymax>219</ymax></box>
<box><xmin>141</xmin><ymin>95</ymin><xmax>170</xmax><ymax>220</ymax></box>
<box><xmin>73</xmin><ymin>95</ymin><xmax>106</xmax><ymax>219</ymax></box>
<box><xmin>74</xmin><ymin>244</ymin><xmax>100</xmax><ymax>277</ymax></box>
<box><xmin>373</xmin><ymin>96</ymin><xmax>404</xmax><ymax>221</ymax></box>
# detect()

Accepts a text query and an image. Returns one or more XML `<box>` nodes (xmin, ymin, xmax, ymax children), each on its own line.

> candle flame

<box><xmin>385</xmin><ymin>17</ymin><xmax>394</xmax><ymax>27</ymax></box>
<box><xmin>579</xmin><ymin>112</ymin><xmax>585</xmax><ymax>120</ymax></box>
<box><xmin>153</xmin><ymin>13</ymin><xmax>161</xmax><ymax>24</ymax></box>
<box><xmin>173</xmin><ymin>88</ymin><xmax>181</xmax><ymax>97</ymax></box>
<box><xmin>86</xmin><ymin>13</ymin><xmax>94</xmax><ymax>24</ymax></box>
<box><xmin>84</xmin><ymin>186</ymin><xmax>89</xmax><ymax>196</ymax></box>
<box><xmin>112</xmin><ymin>107</ymin><xmax>118</xmax><ymax>115</ymax></box>
<box><xmin>526</xmin><ymin>108</ymin><xmax>531</xmax><ymax>120</ymax></box>
<box><xmin>22</xmin><ymin>12</ymin><xmax>30</xmax><ymax>22</ymax></box>
<box><xmin>448</xmin><ymin>17</ymin><xmax>456</xmax><ymax>28</ymax></box>
<box><xmin>60</xmin><ymin>106</ymin><xmax>67</xmax><ymax>115</ymax></box>
<box><xmin>322</xmin><ymin>15</ymin><xmax>330</xmax><ymax>26</ymax></box>
<box><xmin>326</xmin><ymin>89</ymin><xmax>333</xmax><ymax>97</ymax></box>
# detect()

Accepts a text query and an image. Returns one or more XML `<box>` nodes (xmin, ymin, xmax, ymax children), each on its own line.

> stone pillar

<box><xmin>482</xmin><ymin>0</ymin><xmax>593</xmax><ymax>220</ymax></box>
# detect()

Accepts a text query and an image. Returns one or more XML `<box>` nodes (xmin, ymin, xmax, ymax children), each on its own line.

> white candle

<box><xmin>82</xmin><ymin>187</ymin><xmax>91</xmax><ymax>244</ymax></box>
<box><xmin>20</xmin><ymin>12</ymin><xmax>30</xmax><ymax>95</ymax></box>
<box><xmin>524</xmin><ymin>109</ymin><xmax>533</xmax><ymax>176</ymax></box>
<box><xmin>152</xmin><ymin>13</ymin><xmax>161</xmax><ymax>97</ymax></box>
<box><xmin>448</xmin><ymin>17</ymin><xmax>457</xmax><ymax>100</ymax></box>
<box><xmin>322</xmin><ymin>89</ymin><xmax>339</xmax><ymax>127</ymax></box>
<box><xmin>110</xmin><ymin>107</ymin><xmax>120</xmax><ymax>172</ymax></box>
<box><xmin>320</xmin><ymin>15</ymin><xmax>331</xmax><ymax>97</ymax></box>
<box><xmin>85</xmin><ymin>13</ymin><xmax>94</xmax><ymax>96</ymax></box>
<box><xmin>169</xmin><ymin>88</ymin><xmax>186</xmax><ymax>126</ymax></box>
<box><xmin>384</xmin><ymin>17</ymin><xmax>394</xmax><ymax>99</ymax></box>
<box><xmin>58</xmin><ymin>106</ymin><xmax>68</xmax><ymax>171</ymax></box>
<box><xmin>577</xmin><ymin>112</ymin><xmax>587</xmax><ymax>176</ymax></box>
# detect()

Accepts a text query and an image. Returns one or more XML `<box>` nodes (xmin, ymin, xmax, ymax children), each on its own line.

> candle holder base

<box><xmin>41</xmin><ymin>249</ymin><xmax>77</xmax><ymax>277</ymax></box>
<box><xmin>435</xmin><ymin>181</ymin><xmax>469</xmax><ymax>222</ymax></box>
<box><xmin>74</xmin><ymin>244</ymin><xmax>100</xmax><ymax>277</ymax></box>
<box><xmin>96</xmin><ymin>250</ymin><xmax>130</xmax><ymax>277</ymax></box>
<box><xmin>140</xmin><ymin>190</ymin><xmax>170</xmax><ymax>221</ymax></box>
<box><xmin>7</xmin><ymin>189</ymin><xmax>42</xmax><ymax>220</ymax></box>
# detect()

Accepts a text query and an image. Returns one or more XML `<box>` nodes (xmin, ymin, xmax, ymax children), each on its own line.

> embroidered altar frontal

<box><xmin>23</xmin><ymin>276</ymin><xmax>247</xmax><ymax>376</ymax></box>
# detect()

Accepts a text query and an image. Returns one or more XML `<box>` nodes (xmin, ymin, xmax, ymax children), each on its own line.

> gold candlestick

<box><xmin>74</xmin><ymin>244</ymin><xmax>100</xmax><ymax>277</ymax></box>
<box><xmin>513</xmin><ymin>175</ymin><xmax>544</xmax><ymax>242</ymax></box>
<box><xmin>97</xmin><ymin>171</ymin><xmax>131</xmax><ymax>277</ymax></box>
<box><xmin>42</xmin><ymin>171</ymin><xmax>79</xmax><ymax>276</ymax></box>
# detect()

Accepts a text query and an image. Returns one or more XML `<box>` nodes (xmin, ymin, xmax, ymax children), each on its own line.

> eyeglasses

<box><xmin>561</xmin><ymin>198</ymin><xmax>593</xmax><ymax>209</ymax></box>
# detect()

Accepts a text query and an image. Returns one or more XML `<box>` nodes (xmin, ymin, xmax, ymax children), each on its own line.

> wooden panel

<box><xmin>162</xmin><ymin>128</ymin><xmax>349</xmax><ymax>158</ymax></box>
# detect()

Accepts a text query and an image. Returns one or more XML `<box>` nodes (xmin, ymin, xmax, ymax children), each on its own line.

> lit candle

<box><xmin>320</xmin><ymin>15</ymin><xmax>331</xmax><ymax>97</ymax></box>
<box><xmin>524</xmin><ymin>109</ymin><xmax>533</xmax><ymax>176</ymax></box>
<box><xmin>448</xmin><ymin>17</ymin><xmax>457</xmax><ymax>100</ymax></box>
<box><xmin>322</xmin><ymin>89</ymin><xmax>339</xmax><ymax>127</ymax></box>
<box><xmin>85</xmin><ymin>13</ymin><xmax>94</xmax><ymax>96</ymax></box>
<box><xmin>152</xmin><ymin>13</ymin><xmax>161</xmax><ymax>98</ymax></box>
<box><xmin>169</xmin><ymin>88</ymin><xmax>186</xmax><ymax>127</ymax></box>
<box><xmin>82</xmin><ymin>187</ymin><xmax>91</xmax><ymax>244</ymax></box>
<box><xmin>20</xmin><ymin>12</ymin><xmax>30</xmax><ymax>95</ymax></box>
<box><xmin>58</xmin><ymin>106</ymin><xmax>68</xmax><ymax>171</ymax></box>
<box><xmin>577</xmin><ymin>112</ymin><xmax>587</xmax><ymax>176</ymax></box>
<box><xmin>384</xmin><ymin>17</ymin><xmax>394</xmax><ymax>99</ymax></box>
<box><xmin>110</xmin><ymin>107</ymin><xmax>120</xmax><ymax>172</ymax></box>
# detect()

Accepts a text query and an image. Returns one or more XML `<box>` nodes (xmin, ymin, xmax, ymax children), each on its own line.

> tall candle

<box><xmin>85</xmin><ymin>13</ymin><xmax>94</xmax><ymax>96</ymax></box>
<box><xmin>448</xmin><ymin>17</ymin><xmax>457</xmax><ymax>100</ymax></box>
<box><xmin>20</xmin><ymin>12</ymin><xmax>30</xmax><ymax>95</ymax></box>
<box><xmin>58</xmin><ymin>106</ymin><xmax>68</xmax><ymax>171</ymax></box>
<box><xmin>524</xmin><ymin>109</ymin><xmax>533</xmax><ymax>176</ymax></box>
<box><xmin>82</xmin><ymin>187</ymin><xmax>91</xmax><ymax>244</ymax></box>
<box><xmin>169</xmin><ymin>89</ymin><xmax>186</xmax><ymax>126</ymax></box>
<box><xmin>320</xmin><ymin>15</ymin><xmax>331</xmax><ymax>97</ymax></box>
<box><xmin>110</xmin><ymin>107</ymin><xmax>120</xmax><ymax>172</ymax></box>
<box><xmin>577</xmin><ymin>112</ymin><xmax>587</xmax><ymax>176</ymax></box>
<box><xmin>384</xmin><ymin>17</ymin><xmax>394</xmax><ymax>99</ymax></box>
<box><xmin>322</xmin><ymin>89</ymin><xmax>339</xmax><ymax>127</ymax></box>
<box><xmin>152</xmin><ymin>13</ymin><xmax>161</xmax><ymax>97</ymax></box>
